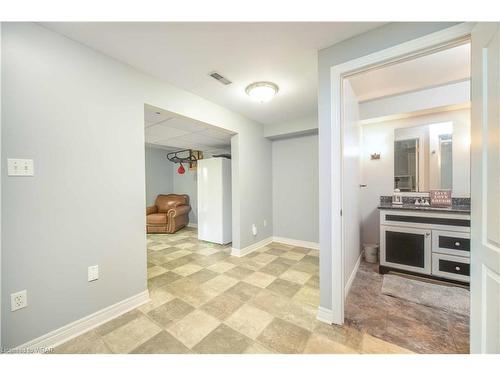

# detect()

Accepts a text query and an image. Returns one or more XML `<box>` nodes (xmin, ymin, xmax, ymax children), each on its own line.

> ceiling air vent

<box><xmin>209</xmin><ymin>71</ymin><xmax>232</xmax><ymax>85</ymax></box>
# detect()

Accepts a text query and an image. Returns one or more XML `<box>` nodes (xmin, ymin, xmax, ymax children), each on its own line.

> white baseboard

<box><xmin>231</xmin><ymin>236</ymin><xmax>273</xmax><ymax>257</ymax></box>
<box><xmin>345</xmin><ymin>253</ymin><xmax>362</xmax><ymax>296</ymax></box>
<box><xmin>272</xmin><ymin>236</ymin><xmax>319</xmax><ymax>250</ymax></box>
<box><xmin>11</xmin><ymin>290</ymin><xmax>150</xmax><ymax>353</ymax></box>
<box><xmin>316</xmin><ymin>306</ymin><xmax>334</xmax><ymax>324</ymax></box>
<box><xmin>187</xmin><ymin>222</ymin><xmax>198</xmax><ymax>228</ymax></box>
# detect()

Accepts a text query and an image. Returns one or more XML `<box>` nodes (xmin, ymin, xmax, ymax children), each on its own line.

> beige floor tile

<box><xmin>95</xmin><ymin>309</ymin><xmax>143</xmax><ymax>336</ymax></box>
<box><xmin>138</xmin><ymin>287</ymin><xmax>175</xmax><ymax>313</ymax></box>
<box><xmin>53</xmin><ymin>330</ymin><xmax>111</xmax><ymax>354</ymax></box>
<box><xmin>147</xmin><ymin>265</ymin><xmax>167</xmax><ymax>279</ymax></box>
<box><xmin>257</xmin><ymin>318</ymin><xmax>311</xmax><ymax>354</ymax></box>
<box><xmin>244</xmin><ymin>342</ymin><xmax>275</xmax><ymax>354</ymax></box>
<box><xmin>148</xmin><ymin>244</ymin><xmax>171</xmax><ymax>251</ymax></box>
<box><xmin>148</xmin><ymin>271</ymin><xmax>182</xmax><ymax>290</ymax></box>
<box><xmin>226</xmin><ymin>304</ymin><xmax>274</xmax><ymax>339</ymax></box>
<box><xmin>102</xmin><ymin>315</ymin><xmax>162</xmax><ymax>353</ymax></box>
<box><xmin>193</xmin><ymin>324</ymin><xmax>252</xmax><ymax>354</ymax></box>
<box><xmin>303</xmin><ymin>333</ymin><xmax>359</xmax><ymax>354</ymax></box>
<box><xmin>176</xmin><ymin>284</ymin><xmax>219</xmax><ymax>307</ymax></box>
<box><xmin>197</xmin><ymin>247</ymin><xmax>219</xmax><ymax>256</ymax></box>
<box><xmin>187</xmin><ymin>269</ymin><xmax>218</xmax><ymax>284</ymax></box>
<box><xmin>203</xmin><ymin>274</ymin><xmax>240</xmax><ymax>294</ymax></box>
<box><xmin>167</xmin><ymin>310</ymin><xmax>221</xmax><ymax>348</ymax></box>
<box><xmin>280</xmin><ymin>251</ymin><xmax>306</xmax><ymax>261</ymax></box>
<box><xmin>292</xmin><ymin>285</ymin><xmax>320</xmax><ymax>308</ymax></box>
<box><xmin>266</xmin><ymin>278</ymin><xmax>301</xmax><ymax>298</ymax></box>
<box><xmin>207</xmin><ymin>261</ymin><xmax>236</xmax><ymax>274</ymax></box>
<box><xmin>225</xmin><ymin>281</ymin><xmax>262</xmax><ymax>302</ymax></box>
<box><xmin>171</xmin><ymin>263</ymin><xmax>203</xmax><ymax>277</ymax></box>
<box><xmin>251</xmin><ymin>253</ymin><xmax>278</xmax><ymax>265</ymax></box>
<box><xmin>244</xmin><ymin>271</ymin><xmax>277</xmax><ymax>288</ymax></box>
<box><xmin>165</xmin><ymin>249</ymin><xmax>192</xmax><ymax>261</ymax></box>
<box><xmin>279</xmin><ymin>269</ymin><xmax>311</xmax><ymax>285</ymax></box>
<box><xmin>224</xmin><ymin>266</ymin><xmax>255</xmax><ymax>280</ymax></box>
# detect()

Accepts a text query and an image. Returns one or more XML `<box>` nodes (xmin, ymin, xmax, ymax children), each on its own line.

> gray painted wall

<box><xmin>1</xmin><ymin>23</ymin><xmax>272</xmax><ymax>348</ymax></box>
<box><xmin>145</xmin><ymin>146</ymin><xmax>173</xmax><ymax>206</ymax></box>
<box><xmin>272</xmin><ymin>134</ymin><xmax>319</xmax><ymax>243</ymax></box>
<box><xmin>173</xmin><ymin>167</ymin><xmax>198</xmax><ymax>224</ymax></box>
<box><xmin>318</xmin><ymin>22</ymin><xmax>459</xmax><ymax>312</ymax></box>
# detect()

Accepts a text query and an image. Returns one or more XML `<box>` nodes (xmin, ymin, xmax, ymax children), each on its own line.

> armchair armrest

<box><xmin>146</xmin><ymin>205</ymin><xmax>158</xmax><ymax>215</ymax></box>
<box><xmin>167</xmin><ymin>205</ymin><xmax>191</xmax><ymax>217</ymax></box>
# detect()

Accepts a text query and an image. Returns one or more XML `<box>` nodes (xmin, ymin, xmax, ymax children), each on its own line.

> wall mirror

<box><xmin>394</xmin><ymin>122</ymin><xmax>456</xmax><ymax>193</ymax></box>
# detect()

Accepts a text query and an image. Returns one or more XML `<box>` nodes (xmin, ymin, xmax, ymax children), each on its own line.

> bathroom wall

<box><xmin>360</xmin><ymin>108</ymin><xmax>471</xmax><ymax>244</ymax></box>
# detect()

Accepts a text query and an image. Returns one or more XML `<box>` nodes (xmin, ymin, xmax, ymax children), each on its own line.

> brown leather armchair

<box><xmin>146</xmin><ymin>194</ymin><xmax>191</xmax><ymax>234</ymax></box>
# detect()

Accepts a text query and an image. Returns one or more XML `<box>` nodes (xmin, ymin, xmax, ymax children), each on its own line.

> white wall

<box><xmin>360</xmin><ymin>108</ymin><xmax>471</xmax><ymax>244</ymax></box>
<box><xmin>1</xmin><ymin>22</ymin><xmax>272</xmax><ymax>348</ymax></box>
<box><xmin>272</xmin><ymin>134</ymin><xmax>319</xmax><ymax>243</ymax></box>
<box><xmin>359</xmin><ymin>80</ymin><xmax>470</xmax><ymax>121</ymax></box>
<box><xmin>145</xmin><ymin>146</ymin><xmax>173</xmax><ymax>206</ymax></box>
<box><xmin>265</xmin><ymin>114</ymin><xmax>318</xmax><ymax>139</ymax></box>
<box><xmin>173</xmin><ymin>167</ymin><xmax>198</xmax><ymax>224</ymax></box>
<box><xmin>318</xmin><ymin>22</ymin><xmax>460</xmax><ymax>312</ymax></box>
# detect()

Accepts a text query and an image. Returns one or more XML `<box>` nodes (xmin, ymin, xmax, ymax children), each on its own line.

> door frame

<box><xmin>327</xmin><ymin>22</ymin><xmax>475</xmax><ymax>325</ymax></box>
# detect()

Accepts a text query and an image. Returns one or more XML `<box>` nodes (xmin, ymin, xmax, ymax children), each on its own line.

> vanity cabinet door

<box><xmin>380</xmin><ymin>225</ymin><xmax>432</xmax><ymax>275</ymax></box>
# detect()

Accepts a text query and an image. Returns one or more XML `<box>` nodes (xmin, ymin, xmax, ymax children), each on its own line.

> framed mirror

<box><xmin>394</xmin><ymin>122</ymin><xmax>455</xmax><ymax>193</ymax></box>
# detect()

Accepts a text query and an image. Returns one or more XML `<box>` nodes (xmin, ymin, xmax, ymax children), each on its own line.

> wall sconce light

<box><xmin>370</xmin><ymin>153</ymin><xmax>381</xmax><ymax>160</ymax></box>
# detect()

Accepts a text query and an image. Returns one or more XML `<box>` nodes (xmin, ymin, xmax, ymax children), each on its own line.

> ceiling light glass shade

<box><xmin>245</xmin><ymin>81</ymin><xmax>279</xmax><ymax>103</ymax></box>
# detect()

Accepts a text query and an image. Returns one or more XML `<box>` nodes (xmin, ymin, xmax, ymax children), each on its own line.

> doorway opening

<box><xmin>143</xmin><ymin>104</ymin><xmax>235</xmax><ymax>286</ymax></box>
<box><xmin>335</xmin><ymin>38</ymin><xmax>472</xmax><ymax>353</ymax></box>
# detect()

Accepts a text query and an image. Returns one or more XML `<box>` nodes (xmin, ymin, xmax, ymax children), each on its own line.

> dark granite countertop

<box><xmin>378</xmin><ymin>202</ymin><xmax>470</xmax><ymax>214</ymax></box>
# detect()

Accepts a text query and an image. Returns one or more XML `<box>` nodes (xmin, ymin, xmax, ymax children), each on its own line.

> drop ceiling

<box><xmin>41</xmin><ymin>22</ymin><xmax>385</xmax><ymax>125</ymax></box>
<box><xmin>145</xmin><ymin>104</ymin><xmax>234</xmax><ymax>155</ymax></box>
<box><xmin>348</xmin><ymin>43</ymin><xmax>471</xmax><ymax>102</ymax></box>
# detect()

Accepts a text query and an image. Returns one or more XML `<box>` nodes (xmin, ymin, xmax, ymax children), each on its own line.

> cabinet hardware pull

<box><xmin>455</xmin><ymin>266</ymin><xmax>461</xmax><ymax>271</ymax></box>
<box><xmin>454</xmin><ymin>241</ymin><xmax>461</xmax><ymax>246</ymax></box>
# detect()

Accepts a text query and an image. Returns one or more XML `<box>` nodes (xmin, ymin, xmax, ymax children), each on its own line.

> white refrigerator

<box><xmin>197</xmin><ymin>157</ymin><xmax>232</xmax><ymax>244</ymax></box>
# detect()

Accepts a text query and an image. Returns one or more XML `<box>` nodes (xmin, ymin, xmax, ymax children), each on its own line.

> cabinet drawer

<box><xmin>432</xmin><ymin>230</ymin><xmax>470</xmax><ymax>257</ymax></box>
<box><xmin>432</xmin><ymin>253</ymin><xmax>470</xmax><ymax>282</ymax></box>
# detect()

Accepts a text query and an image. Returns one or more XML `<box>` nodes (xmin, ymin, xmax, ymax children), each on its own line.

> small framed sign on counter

<box><xmin>430</xmin><ymin>189</ymin><xmax>452</xmax><ymax>207</ymax></box>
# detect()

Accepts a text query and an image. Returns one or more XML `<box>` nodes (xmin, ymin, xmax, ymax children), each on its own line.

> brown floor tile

<box><xmin>224</xmin><ymin>266</ymin><xmax>255</xmax><ymax>280</ymax></box>
<box><xmin>131</xmin><ymin>331</ymin><xmax>190</xmax><ymax>354</ymax></box>
<box><xmin>148</xmin><ymin>271</ymin><xmax>182</xmax><ymax>290</ymax></box>
<box><xmin>193</xmin><ymin>324</ymin><xmax>252</xmax><ymax>354</ymax></box>
<box><xmin>200</xmin><ymin>293</ymin><xmax>244</xmax><ymax>320</ymax></box>
<box><xmin>95</xmin><ymin>309</ymin><xmax>142</xmax><ymax>336</ymax></box>
<box><xmin>52</xmin><ymin>330</ymin><xmax>111</xmax><ymax>354</ymax></box>
<box><xmin>225</xmin><ymin>281</ymin><xmax>262</xmax><ymax>302</ymax></box>
<box><xmin>147</xmin><ymin>298</ymin><xmax>194</xmax><ymax>328</ymax></box>
<box><xmin>266</xmin><ymin>278</ymin><xmax>302</xmax><ymax>298</ymax></box>
<box><xmin>187</xmin><ymin>268</ymin><xmax>219</xmax><ymax>284</ymax></box>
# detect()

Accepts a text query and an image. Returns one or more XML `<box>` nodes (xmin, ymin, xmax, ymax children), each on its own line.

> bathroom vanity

<box><xmin>378</xmin><ymin>202</ymin><xmax>470</xmax><ymax>284</ymax></box>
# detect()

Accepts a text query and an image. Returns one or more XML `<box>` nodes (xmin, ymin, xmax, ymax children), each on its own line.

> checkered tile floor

<box><xmin>54</xmin><ymin>228</ymin><xmax>411</xmax><ymax>354</ymax></box>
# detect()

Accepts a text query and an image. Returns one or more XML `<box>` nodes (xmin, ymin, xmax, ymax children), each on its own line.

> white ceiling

<box><xmin>348</xmin><ymin>43</ymin><xmax>471</xmax><ymax>102</ymax></box>
<box><xmin>41</xmin><ymin>22</ymin><xmax>385</xmax><ymax>125</ymax></box>
<box><xmin>144</xmin><ymin>104</ymin><xmax>234</xmax><ymax>155</ymax></box>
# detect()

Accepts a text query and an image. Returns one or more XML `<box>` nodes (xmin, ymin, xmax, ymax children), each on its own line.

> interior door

<box><xmin>342</xmin><ymin>79</ymin><xmax>362</xmax><ymax>303</ymax></box>
<box><xmin>470</xmin><ymin>22</ymin><xmax>500</xmax><ymax>354</ymax></box>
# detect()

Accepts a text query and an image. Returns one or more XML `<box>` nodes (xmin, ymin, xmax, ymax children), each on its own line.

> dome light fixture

<box><xmin>245</xmin><ymin>81</ymin><xmax>279</xmax><ymax>103</ymax></box>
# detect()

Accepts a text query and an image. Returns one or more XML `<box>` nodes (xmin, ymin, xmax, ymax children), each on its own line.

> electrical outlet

<box><xmin>8</xmin><ymin>159</ymin><xmax>34</xmax><ymax>176</ymax></box>
<box><xmin>252</xmin><ymin>224</ymin><xmax>258</xmax><ymax>236</ymax></box>
<box><xmin>11</xmin><ymin>290</ymin><xmax>28</xmax><ymax>311</ymax></box>
<box><xmin>88</xmin><ymin>265</ymin><xmax>99</xmax><ymax>282</ymax></box>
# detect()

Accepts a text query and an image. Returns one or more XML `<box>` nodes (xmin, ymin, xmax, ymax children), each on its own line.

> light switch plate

<box><xmin>88</xmin><ymin>265</ymin><xmax>99</xmax><ymax>282</ymax></box>
<box><xmin>8</xmin><ymin>159</ymin><xmax>34</xmax><ymax>176</ymax></box>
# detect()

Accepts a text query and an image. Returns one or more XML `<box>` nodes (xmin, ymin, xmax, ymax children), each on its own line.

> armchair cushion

<box><xmin>147</xmin><ymin>213</ymin><xmax>167</xmax><ymax>225</ymax></box>
<box><xmin>146</xmin><ymin>205</ymin><xmax>158</xmax><ymax>215</ymax></box>
<box><xmin>168</xmin><ymin>205</ymin><xmax>191</xmax><ymax>218</ymax></box>
<box><xmin>156</xmin><ymin>194</ymin><xmax>189</xmax><ymax>213</ymax></box>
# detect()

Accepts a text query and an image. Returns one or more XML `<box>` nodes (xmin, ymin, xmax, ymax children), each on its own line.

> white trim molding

<box><xmin>344</xmin><ymin>253</ymin><xmax>362</xmax><ymax>296</ymax></box>
<box><xmin>316</xmin><ymin>306</ymin><xmax>335</xmax><ymax>324</ymax></box>
<box><xmin>231</xmin><ymin>237</ymin><xmax>273</xmax><ymax>257</ymax></box>
<box><xmin>272</xmin><ymin>236</ymin><xmax>319</xmax><ymax>250</ymax></box>
<box><xmin>10</xmin><ymin>290</ymin><xmax>150</xmax><ymax>353</ymax></box>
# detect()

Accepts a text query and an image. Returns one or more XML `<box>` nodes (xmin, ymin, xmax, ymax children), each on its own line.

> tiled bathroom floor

<box><xmin>345</xmin><ymin>261</ymin><xmax>470</xmax><ymax>354</ymax></box>
<box><xmin>53</xmin><ymin>228</ymin><xmax>412</xmax><ymax>354</ymax></box>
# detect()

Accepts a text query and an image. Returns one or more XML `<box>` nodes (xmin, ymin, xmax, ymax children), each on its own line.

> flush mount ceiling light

<box><xmin>245</xmin><ymin>81</ymin><xmax>279</xmax><ymax>103</ymax></box>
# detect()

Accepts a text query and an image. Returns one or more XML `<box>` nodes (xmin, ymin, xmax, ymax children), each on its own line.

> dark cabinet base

<box><xmin>378</xmin><ymin>265</ymin><xmax>470</xmax><ymax>287</ymax></box>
